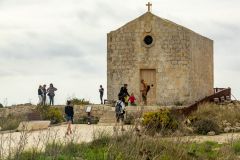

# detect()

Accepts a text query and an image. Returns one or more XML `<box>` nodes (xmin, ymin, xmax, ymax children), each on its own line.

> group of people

<box><xmin>118</xmin><ymin>79</ymin><xmax>149</xmax><ymax>106</ymax></box>
<box><xmin>114</xmin><ymin>79</ymin><xmax>150</xmax><ymax>131</ymax></box>
<box><xmin>62</xmin><ymin>81</ymin><xmax>150</xmax><ymax>134</ymax></box>
<box><xmin>118</xmin><ymin>84</ymin><xmax>137</xmax><ymax>106</ymax></box>
<box><xmin>38</xmin><ymin>83</ymin><xmax>57</xmax><ymax>106</ymax></box>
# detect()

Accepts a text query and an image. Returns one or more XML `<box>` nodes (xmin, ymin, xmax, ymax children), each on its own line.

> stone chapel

<box><xmin>107</xmin><ymin>3</ymin><xmax>213</xmax><ymax>105</ymax></box>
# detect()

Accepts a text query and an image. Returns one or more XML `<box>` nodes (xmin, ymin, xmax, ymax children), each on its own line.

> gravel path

<box><xmin>0</xmin><ymin>124</ymin><xmax>116</xmax><ymax>158</ymax></box>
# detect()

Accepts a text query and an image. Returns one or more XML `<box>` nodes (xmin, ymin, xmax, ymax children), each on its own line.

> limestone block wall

<box><xmin>107</xmin><ymin>12</ymin><xmax>213</xmax><ymax>105</ymax></box>
<box><xmin>189</xmin><ymin>33</ymin><xmax>214</xmax><ymax>102</ymax></box>
<box><xmin>0</xmin><ymin>105</ymin><xmax>36</xmax><ymax>118</ymax></box>
<box><xmin>0</xmin><ymin>105</ymin><xmax>112</xmax><ymax>119</ymax></box>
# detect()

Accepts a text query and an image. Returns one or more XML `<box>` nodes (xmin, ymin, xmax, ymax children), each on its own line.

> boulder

<box><xmin>17</xmin><ymin>121</ymin><xmax>50</xmax><ymax>131</ymax></box>
<box><xmin>207</xmin><ymin>131</ymin><xmax>216</xmax><ymax>136</ymax></box>
<box><xmin>225</xmin><ymin>122</ymin><xmax>231</xmax><ymax>127</ymax></box>
<box><xmin>234</xmin><ymin>127</ymin><xmax>240</xmax><ymax>132</ymax></box>
<box><xmin>184</xmin><ymin>119</ymin><xmax>191</xmax><ymax>125</ymax></box>
<box><xmin>184</xmin><ymin>127</ymin><xmax>194</xmax><ymax>133</ymax></box>
<box><xmin>224</xmin><ymin>127</ymin><xmax>231</xmax><ymax>133</ymax></box>
<box><xmin>236</xmin><ymin>122</ymin><xmax>240</xmax><ymax>127</ymax></box>
<box><xmin>222</xmin><ymin>120</ymin><xmax>227</xmax><ymax>124</ymax></box>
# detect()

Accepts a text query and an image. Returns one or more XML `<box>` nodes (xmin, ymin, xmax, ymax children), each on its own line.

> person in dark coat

<box><xmin>38</xmin><ymin>85</ymin><xmax>43</xmax><ymax>105</ymax></box>
<box><xmin>118</xmin><ymin>84</ymin><xmax>130</xmax><ymax>105</ymax></box>
<box><xmin>99</xmin><ymin>85</ymin><xmax>104</xmax><ymax>104</ymax></box>
<box><xmin>42</xmin><ymin>84</ymin><xmax>47</xmax><ymax>105</ymax></box>
<box><xmin>65</xmin><ymin>100</ymin><xmax>74</xmax><ymax>135</ymax></box>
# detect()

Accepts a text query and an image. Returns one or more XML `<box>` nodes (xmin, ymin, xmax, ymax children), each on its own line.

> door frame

<box><xmin>140</xmin><ymin>69</ymin><xmax>157</xmax><ymax>105</ymax></box>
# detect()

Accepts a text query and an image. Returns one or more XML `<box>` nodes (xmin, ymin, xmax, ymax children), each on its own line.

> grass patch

<box><xmin>232</xmin><ymin>140</ymin><xmax>240</xmax><ymax>155</ymax></box>
<box><xmin>187</xmin><ymin>141</ymin><xmax>221</xmax><ymax>159</ymax></box>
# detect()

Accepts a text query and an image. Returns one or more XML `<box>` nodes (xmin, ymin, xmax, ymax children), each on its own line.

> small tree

<box><xmin>0</xmin><ymin>103</ymin><xmax>3</xmax><ymax>108</ymax></box>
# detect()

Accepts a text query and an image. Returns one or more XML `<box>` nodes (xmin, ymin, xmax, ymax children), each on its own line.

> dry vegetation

<box><xmin>187</xmin><ymin>102</ymin><xmax>240</xmax><ymax>134</ymax></box>
<box><xmin>1</xmin><ymin>102</ymin><xmax>240</xmax><ymax>159</ymax></box>
<box><xmin>2</xmin><ymin>129</ymin><xmax>240</xmax><ymax>160</ymax></box>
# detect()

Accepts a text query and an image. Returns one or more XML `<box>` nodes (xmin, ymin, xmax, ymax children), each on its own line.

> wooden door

<box><xmin>140</xmin><ymin>69</ymin><xmax>156</xmax><ymax>105</ymax></box>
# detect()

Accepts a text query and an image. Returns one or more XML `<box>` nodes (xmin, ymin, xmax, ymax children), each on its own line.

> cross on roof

<box><xmin>146</xmin><ymin>2</ymin><xmax>152</xmax><ymax>12</ymax></box>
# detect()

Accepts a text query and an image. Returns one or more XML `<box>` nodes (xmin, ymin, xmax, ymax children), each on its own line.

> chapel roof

<box><xmin>110</xmin><ymin>12</ymin><xmax>212</xmax><ymax>41</ymax></box>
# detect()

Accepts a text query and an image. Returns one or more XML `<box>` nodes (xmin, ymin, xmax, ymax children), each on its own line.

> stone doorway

<box><xmin>140</xmin><ymin>69</ymin><xmax>156</xmax><ymax>105</ymax></box>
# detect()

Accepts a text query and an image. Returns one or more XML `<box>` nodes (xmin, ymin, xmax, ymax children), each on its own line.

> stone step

<box><xmin>99</xmin><ymin>118</ymin><xmax>116</xmax><ymax>123</ymax></box>
<box><xmin>99</xmin><ymin>111</ymin><xmax>116</xmax><ymax>123</ymax></box>
<box><xmin>98</xmin><ymin>123</ymin><xmax>116</xmax><ymax>126</ymax></box>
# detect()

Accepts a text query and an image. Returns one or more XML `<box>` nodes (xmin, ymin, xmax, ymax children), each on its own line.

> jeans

<box><xmin>38</xmin><ymin>95</ymin><xmax>43</xmax><ymax>105</ymax></box>
<box><xmin>100</xmin><ymin>94</ymin><xmax>103</xmax><ymax>104</ymax></box>
<box><xmin>42</xmin><ymin>95</ymin><xmax>46</xmax><ymax>105</ymax></box>
<box><xmin>49</xmin><ymin>96</ymin><xmax>54</xmax><ymax>106</ymax></box>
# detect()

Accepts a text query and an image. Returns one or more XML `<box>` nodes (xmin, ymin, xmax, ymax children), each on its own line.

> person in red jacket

<box><xmin>128</xmin><ymin>93</ymin><xmax>136</xmax><ymax>106</ymax></box>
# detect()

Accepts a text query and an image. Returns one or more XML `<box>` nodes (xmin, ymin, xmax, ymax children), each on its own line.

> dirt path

<box><xmin>0</xmin><ymin>124</ymin><xmax>116</xmax><ymax>159</ymax></box>
<box><xmin>1</xmin><ymin>124</ymin><xmax>240</xmax><ymax>158</ymax></box>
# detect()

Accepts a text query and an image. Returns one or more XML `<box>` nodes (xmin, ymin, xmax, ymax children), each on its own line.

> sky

<box><xmin>0</xmin><ymin>0</ymin><xmax>239</xmax><ymax>106</ymax></box>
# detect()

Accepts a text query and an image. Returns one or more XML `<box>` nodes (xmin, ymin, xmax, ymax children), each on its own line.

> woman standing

<box><xmin>38</xmin><ymin>85</ymin><xmax>43</xmax><ymax>105</ymax></box>
<box><xmin>47</xmin><ymin>83</ymin><xmax>57</xmax><ymax>106</ymax></box>
<box><xmin>65</xmin><ymin>100</ymin><xmax>74</xmax><ymax>135</ymax></box>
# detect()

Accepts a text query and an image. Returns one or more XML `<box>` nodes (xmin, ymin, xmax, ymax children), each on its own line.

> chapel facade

<box><xmin>107</xmin><ymin>4</ymin><xmax>213</xmax><ymax>105</ymax></box>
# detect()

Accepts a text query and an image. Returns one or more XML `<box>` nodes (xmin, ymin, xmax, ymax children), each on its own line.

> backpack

<box><xmin>115</xmin><ymin>101</ymin><xmax>122</xmax><ymax>114</ymax></box>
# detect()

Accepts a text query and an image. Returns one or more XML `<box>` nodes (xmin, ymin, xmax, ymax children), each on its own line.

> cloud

<box><xmin>0</xmin><ymin>0</ymin><xmax>240</xmax><ymax>105</ymax></box>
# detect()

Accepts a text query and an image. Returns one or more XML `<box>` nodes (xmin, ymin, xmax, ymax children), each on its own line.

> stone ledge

<box><xmin>17</xmin><ymin>121</ymin><xmax>51</xmax><ymax>131</ymax></box>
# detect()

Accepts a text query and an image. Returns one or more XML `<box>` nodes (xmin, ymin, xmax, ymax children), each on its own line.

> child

<box><xmin>128</xmin><ymin>93</ymin><xmax>136</xmax><ymax>106</ymax></box>
<box><xmin>65</xmin><ymin>100</ymin><xmax>74</xmax><ymax>135</ymax></box>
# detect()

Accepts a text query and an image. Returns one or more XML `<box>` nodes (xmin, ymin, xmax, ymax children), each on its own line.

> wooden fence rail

<box><xmin>174</xmin><ymin>88</ymin><xmax>231</xmax><ymax>116</ymax></box>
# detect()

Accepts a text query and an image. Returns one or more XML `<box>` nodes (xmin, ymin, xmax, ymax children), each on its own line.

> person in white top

<box><xmin>114</xmin><ymin>97</ymin><xmax>125</xmax><ymax>131</ymax></box>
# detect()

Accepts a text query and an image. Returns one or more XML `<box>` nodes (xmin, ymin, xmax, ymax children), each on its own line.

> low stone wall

<box><xmin>56</xmin><ymin>105</ymin><xmax>113</xmax><ymax>119</ymax></box>
<box><xmin>0</xmin><ymin>104</ymin><xmax>174</xmax><ymax>120</ymax></box>
<box><xmin>0</xmin><ymin>104</ymin><xmax>113</xmax><ymax>119</ymax></box>
<box><xmin>0</xmin><ymin>105</ymin><xmax>36</xmax><ymax>118</ymax></box>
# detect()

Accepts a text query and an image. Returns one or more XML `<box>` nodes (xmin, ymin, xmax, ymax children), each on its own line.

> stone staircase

<box><xmin>98</xmin><ymin>107</ymin><xmax>116</xmax><ymax>125</ymax></box>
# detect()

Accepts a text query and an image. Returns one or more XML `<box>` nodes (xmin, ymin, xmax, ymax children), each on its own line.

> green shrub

<box><xmin>0</xmin><ymin>103</ymin><xmax>3</xmax><ymax>108</ymax></box>
<box><xmin>71</xmin><ymin>98</ymin><xmax>91</xmax><ymax>105</ymax></box>
<box><xmin>142</xmin><ymin>109</ymin><xmax>179</xmax><ymax>133</ymax></box>
<box><xmin>37</xmin><ymin>106</ymin><xmax>64</xmax><ymax>124</ymax></box>
<box><xmin>124</xmin><ymin>113</ymin><xmax>135</xmax><ymax>125</ymax></box>
<box><xmin>193</xmin><ymin>118</ymin><xmax>220</xmax><ymax>135</ymax></box>
<box><xmin>45</xmin><ymin>108</ymin><xmax>64</xmax><ymax>124</ymax></box>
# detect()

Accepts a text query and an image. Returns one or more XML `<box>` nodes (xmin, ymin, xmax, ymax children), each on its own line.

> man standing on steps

<box><xmin>99</xmin><ymin>85</ymin><xmax>104</xmax><ymax>104</ymax></box>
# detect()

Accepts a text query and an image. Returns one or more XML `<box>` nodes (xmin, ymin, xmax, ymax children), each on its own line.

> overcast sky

<box><xmin>0</xmin><ymin>0</ymin><xmax>239</xmax><ymax>105</ymax></box>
